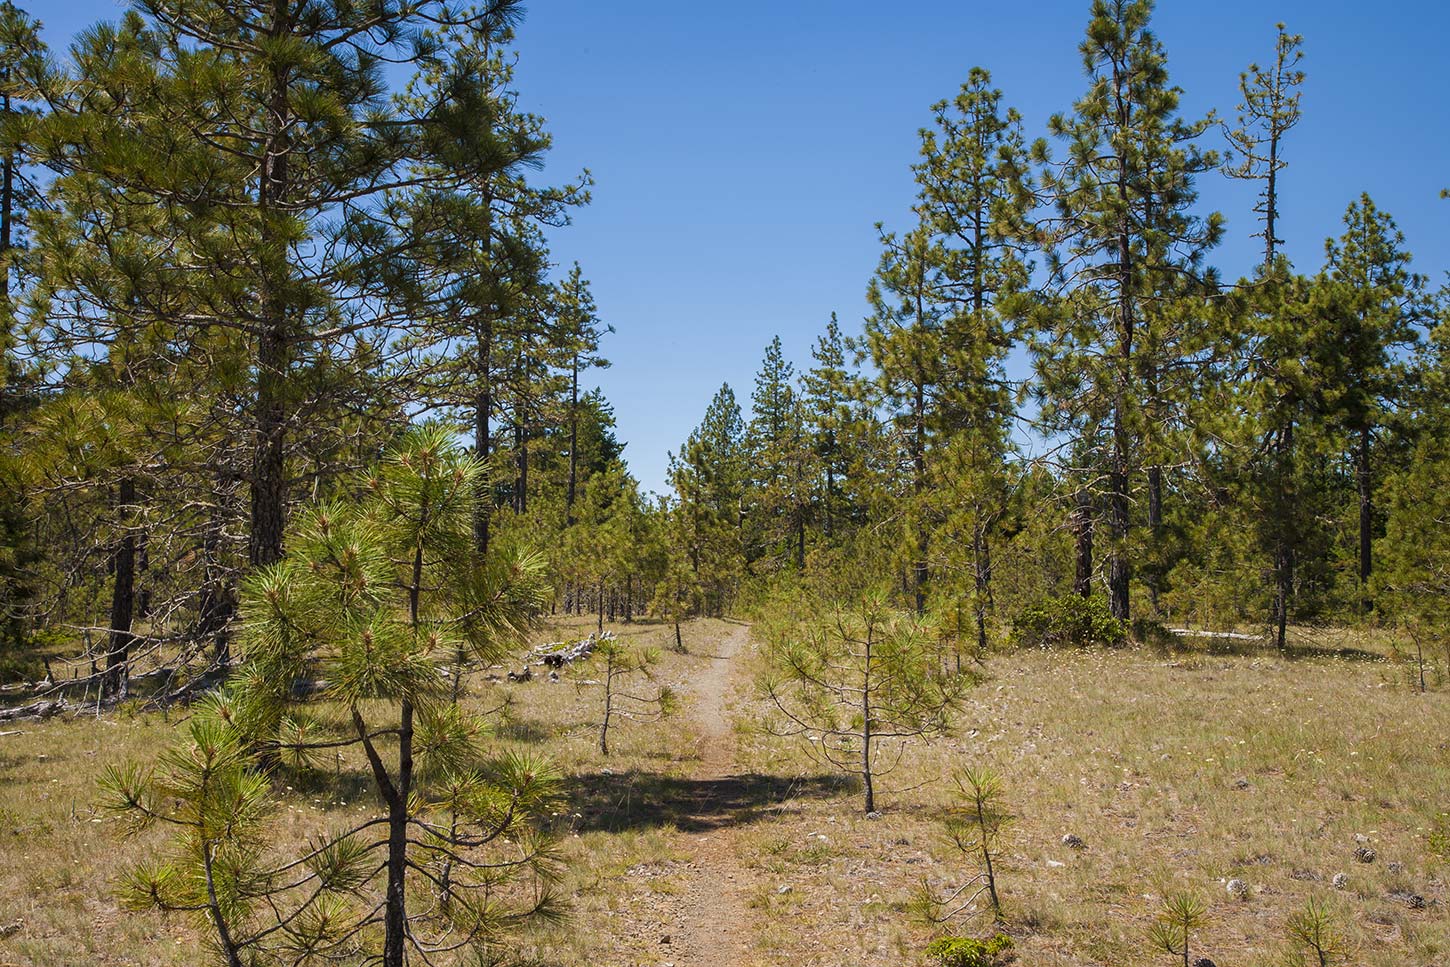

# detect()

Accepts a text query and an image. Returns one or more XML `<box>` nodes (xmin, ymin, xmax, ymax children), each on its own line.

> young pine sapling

<box><xmin>101</xmin><ymin>428</ymin><xmax>562</xmax><ymax>967</ymax></box>
<box><xmin>918</xmin><ymin>766</ymin><xmax>1013</xmax><ymax>923</ymax></box>
<box><xmin>762</xmin><ymin>590</ymin><xmax>969</xmax><ymax>813</ymax></box>
<box><xmin>1148</xmin><ymin>892</ymin><xmax>1208</xmax><ymax>967</ymax></box>
<box><xmin>1286</xmin><ymin>897</ymin><xmax>1349</xmax><ymax>967</ymax></box>
<box><xmin>587</xmin><ymin>635</ymin><xmax>675</xmax><ymax>755</ymax></box>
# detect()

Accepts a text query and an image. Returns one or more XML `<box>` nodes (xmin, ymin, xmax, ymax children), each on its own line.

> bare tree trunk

<box><xmin>566</xmin><ymin>354</ymin><xmax>579</xmax><ymax>524</ymax></box>
<box><xmin>1073</xmin><ymin>486</ymin><xmax>1095</xmax><ymax>598</ymax></box>
<box><xmin>472</xmin><ymin>320</ymin><xmax>493</xmax><ymax>556</ymax></box>
<box><xmin>860</xmin><ymin>624</ymin><xmax>875</xmax><ymax>814</ymax></box>
<box><xmin>104</xmin><ymin>477</ymin><xmax>137</xmax><ymax>700</ymax></box>
<box><xmin>1356</xmin><ymin>423</ymin><xmax>1373</xmax><ymax>615</ymax></box>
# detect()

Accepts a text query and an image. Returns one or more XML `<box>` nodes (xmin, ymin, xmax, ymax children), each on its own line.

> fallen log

<box><xmin>1167</xmin><ymin>628</ymin><xmax>1265</xmax><ymax>642</ymax></box>
<box><xmin>0</xmin><ymin>699</ymin><xmax>68</xmax><ymax>722</ymax></box>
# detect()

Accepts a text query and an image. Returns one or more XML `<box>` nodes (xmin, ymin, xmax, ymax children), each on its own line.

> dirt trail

<box><xmin>670</xmin><ymin>621</ymin><xmax>754</xmax><ymax>967</ymax></box>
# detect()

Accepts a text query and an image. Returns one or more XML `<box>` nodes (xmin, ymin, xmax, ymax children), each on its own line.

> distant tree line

<box><xmin>1</xmin><ymin>0</ymin><xmax>1448</xmax><ymax>703</ymax></box>
<box><xmin>662</xmin><ymin>3</ymin><xmax>1448</xmax><ymax>651</ymax></box>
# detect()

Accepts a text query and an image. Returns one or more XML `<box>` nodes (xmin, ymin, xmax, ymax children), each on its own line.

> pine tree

<box><xmin>746</xmin><ymin>336</ymin><xmax>811</xmax><ymax>570</ymax></box>
<box><xmin>1322</xmin><ymin>195</ymin><xmax>1426</xmax><ymax>612</ymax></box>
<box><xmin>102</xmin><ymin>428</ymin><xmax>561</xmax><ymax>967</ymax></box>
<box><xmin>1222</xmin><ymin>22</ymin><xmax>1308</xmax><ymax>646</ymax></box>
<box><xmin>1032</xmin><ymin>0</ymin><xmax>1222</xmax><ymax>620</ymax></box>
<box><xmin>1224</xmin><ymin>24</ymin><xmax>1305</xmax><ymax>268</ymax></box>
<box><xmin>668</xmin><ymin>384</ymin><xmax>747</xmax><ymax>614</ymax></box>
<box><xmin>910</xmin><ymin>65</ymin><xmax>1032</xmax><ymax>641</ymax></box>
<box><xmin>29</xmin><ymin>0</ymin><xmax>546</xmax><ymax>569</ymax></box>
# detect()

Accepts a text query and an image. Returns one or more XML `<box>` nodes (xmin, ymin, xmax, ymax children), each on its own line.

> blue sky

<box><xmin>43</xmin><ymin>0</ymin><xmax>1450</xmax><ymax>494</ymax></box>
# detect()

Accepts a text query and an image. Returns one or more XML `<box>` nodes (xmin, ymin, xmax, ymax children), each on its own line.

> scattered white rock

<box><xmin>776</xmin><ymin>885</ymin><xmax>793</xmax><ymax>895</ymax></box>
<box><xmin>866</xmin><ymin>811</ymin><xmax>882</xmax><ymax>820</ymax></box>
<box><xmin>1046</xmin><ymin>859</ymin><xmax>1066</xmax><ymax>868</ymax></box>
<box><xmin>1061</xmin><ymin>833</ymin><xmax>1087</xmax><ymax>850</ymax></box>
<box><xmin>1226</xmin><ymin>878</ymin><xmax>1249</xmax><ymax>899</ymax></box>
<box><xmin>1332</xmin><ymin>872</ymin><xmax>1349</xmax><ymax>889</ymax></box>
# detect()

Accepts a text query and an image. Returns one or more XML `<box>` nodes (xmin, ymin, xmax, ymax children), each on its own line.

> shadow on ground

<box><xmin>562</xmin><ymin>769</ymin><xmax>853</xmax><ymax>834</ymax></box>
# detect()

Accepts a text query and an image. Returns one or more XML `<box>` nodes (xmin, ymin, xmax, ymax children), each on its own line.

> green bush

<box><xmin>1011</xmin><ymin>594</ymin><xmax>1126</xmax><ymax>649</ymax></box>
<box><xmin>926</xmin><ymin>933</ymin><xmax>1014</xmax><ymax>967</ymax></box>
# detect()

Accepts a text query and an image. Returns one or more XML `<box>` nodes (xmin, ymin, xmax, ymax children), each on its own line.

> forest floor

<box><xmin>1</xmin><ymin>618</ymin><xmax>1449</xmax><ymax>967</ymax></box>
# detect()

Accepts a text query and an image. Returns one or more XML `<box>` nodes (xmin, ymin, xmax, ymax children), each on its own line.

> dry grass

<box><xmin>0</xmin><ymin>615</ymin><xmax>723</xmax><ymax>967</ymax></box>
<box><xmin>733</xmin><ymin>637</ymin><xmax>1450</xmax><ymax>967</ymax></box>
<box><xmin>2</xmin><ymin>618</ymin><xmax>1448</xmax><ymax>967</ymax></box>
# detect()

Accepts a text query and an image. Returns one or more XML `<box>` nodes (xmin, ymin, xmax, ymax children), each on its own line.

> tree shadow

<box><xmin>561</xmin><ymin>769</ymin><xmax>852</xmax><ymax>834</ymax></box>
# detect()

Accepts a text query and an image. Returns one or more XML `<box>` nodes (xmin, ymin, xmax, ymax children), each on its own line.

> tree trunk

<box><xmin>973</xmin><ymin>519</ymin><xmax>991</xmax><ymax>654</ymax></box>
<box><xmin>1356</xmin><ymin>423</ymin><xmax>1373</xmax><ymax>615</ymax></box>
<box><xmin>250</xmin><ymin>325</ymin><xmax>288</xmax><ymax>568</ymax></box>
<box><xmin>860</xmin><ymin>625</ymin><xmax>875</xmax><ymax>813</ymax></box>
<box><xmin>251</xmin><ymin>49</ymin><xmax>293</xmax><ymax>570</ymax></box>
<box><xmin>382</xmin><ymin>701</ymin><xmax>413</xmax><ymax>967</ymax></box>
<box><xmin>913</xmin><ymin>381</ymin><xmax>928</xmax><ymax>615</ymax></box>
<box><xmin>624</xmin><ymin>573</ymin><xmax>633</xmax><ymax>622</ymax></box>
<box><xmin>104</xmin><ymin>477</ymin><xmax>137</xmax><ymax>700</ymax></box>
<box><xmin>1073</xmin><ymin>486</ymin><xmax>1094</xmax><ymax>597</ymax></box>
<box><xmin>566</xmin><ymin>354</ymin><xmax>579</xmax><ymax>524</ymax></box>
<box><xmin>1146</xmin><ymin>463</ymin><xmax>1163</xmax><ymax>614</ymax></box>
<box><xmin>1272</xmin><ymin>419</ymin><xmax>1295</xmax><ymax>652</ymax></box>
<box><xmin>472</xmin><ymin>320</ymin><xmax>493</xmax><ymax>555</ymax></box>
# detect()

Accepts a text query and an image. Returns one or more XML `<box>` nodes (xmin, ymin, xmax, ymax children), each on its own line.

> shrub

<box><xmin>1011</xmin><ymin>594</ymin><xmax>1126</xmax><ymax>649</ymax></box>
<box><xmin>926</xmin><ymin>933</ymin><xmax>1014</xmax><ymax>967</ymax></box>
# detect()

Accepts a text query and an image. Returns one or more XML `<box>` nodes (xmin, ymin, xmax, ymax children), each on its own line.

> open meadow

<box><xmin>3</xmin><ymin>617</ymin><xmax>1447</xmax><ymax>967</ymax></box>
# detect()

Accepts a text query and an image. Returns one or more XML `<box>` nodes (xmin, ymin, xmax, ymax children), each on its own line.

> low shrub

<box><xmin>1011</xmin><ymin>594</ymin><xmax>1126</xmax><ymax>649</ymax></box>
<box><xmin>926</xmin><ymin>933</ymin><xmax>1014</xmax><ymax>967</ymax></box>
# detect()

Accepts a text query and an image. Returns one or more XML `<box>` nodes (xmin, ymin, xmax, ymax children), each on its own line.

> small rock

<box><xmin>1354</xmin><ymin>833</ymin><xmax>1369</xmax><ymax>844</ymax></box>
<box><xmin>1062</xmin><ymin>833</ymin><xmax>1087</xmax><ymax>850</ymax></box>
<box><xmin>601</xmin><ymin>767</ymin><xmax>614</xmax><ymax>777</ymax></box>
<box><xmin>776</xmin><ymin>885</ymin><xmax>792</xmax><ymax>895</ymax></box>
<box><xmin>661</xmin><ymin>934</ymin><xmax>671</xmax><ymax>945</ymax></box>
<box><xmin>866</xmin><ymin>811</ymin><xmax>882</xmax><ymax>820</ymax></box>
<box><xmin>1232</xmin><ymin>777</ymin><xmax>1250</xmax><ymax>790</ymax></box>
<box><xmin>1046</xmin><ymin>859</ymin><xmax>1066</xmax><ymax>868</ymax></box>
<box><xmin>1387</xmin><ymin>861</ymin><xmax>1405</xmax><ymax>875</ymax></box>
<box><xmin>1193</xmin><ymin>959</ymin><xmax>1218</xmax><ymax>967</ymax></box>
<box><xmin>1226</xmin><ymin>878</ymin><xmax>1249</xmax><ymax>899</ymax></box>
<box><xmin>1354</xmin><ymin>846</ymin><xmax>1377</xmax><ymax>864</ymax></box>
<box><xmin>1332</xmin><ymin>872</ymin><xmax>1349</xmax><ymax>889</ymax></box>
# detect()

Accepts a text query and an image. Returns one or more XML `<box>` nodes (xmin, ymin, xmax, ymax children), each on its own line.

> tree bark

<box><xmin>1073</xmin><ymin>486</ymin><xmax>1094</xmax><ymax>598</ymax></box>
<box><xmin>1357</xmin><ymin>423</ymin><xmax>1373</xmax><ymax>614</ymax></box>
<box><xmin>472</xmin><ymin>319</ymin><xmax>493</xmax><ymax>556</ymax></box>
<box><xmin>104</xmin><ymin>477</ymin><xmax>137</xmax><ymax>700</ymax></box>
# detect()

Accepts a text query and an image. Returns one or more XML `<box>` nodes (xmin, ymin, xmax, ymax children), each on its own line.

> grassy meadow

<box><xmin>1</xmin><ymin>618</ymin><xmax>1447</xmax><ymax>967</ymax></box>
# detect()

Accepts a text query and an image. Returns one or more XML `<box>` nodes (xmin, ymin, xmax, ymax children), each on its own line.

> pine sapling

<box><xmin>917</xmin><ymin>766</ymin><xmax>1014</xmax><ymax>923</ymax></box>
<box><xmin>1286</xmin><ymin>897</ymin><xmax>1348</xmax><ymax>967</ymax></box>
<box><xmin>587</xmin><ymin>636</ymin><xmax>675</xmax><ymax>756</ymax></box>
<box><xmin>1148</xmin><ymin>892</ymin><xmax>1207</xmax><ymax>967</ymax></box>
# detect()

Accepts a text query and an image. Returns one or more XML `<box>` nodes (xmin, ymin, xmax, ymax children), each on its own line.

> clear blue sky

<box><xmin>43</xmin><ymin>0</ymin><xmax>1450</xmax><ymax>494</ymax></box>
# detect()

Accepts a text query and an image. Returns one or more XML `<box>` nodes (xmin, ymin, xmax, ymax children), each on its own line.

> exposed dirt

<box><xmin>668</xmin><ymin>621</ymin><xmax>754</xmax><ymax>966</ymax></box>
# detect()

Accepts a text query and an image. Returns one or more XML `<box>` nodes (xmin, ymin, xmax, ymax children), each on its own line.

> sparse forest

<box><xmin>0</xmin><ymin>1</ymin><xmax>1447</xmax><ymax>965</ymax></box>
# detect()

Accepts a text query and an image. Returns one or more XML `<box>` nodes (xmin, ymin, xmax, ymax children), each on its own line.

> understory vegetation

<box><xmin>0</xmin><ymin>0</ymin><xmax>1447</xmax><ymax>965</ymax></box>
